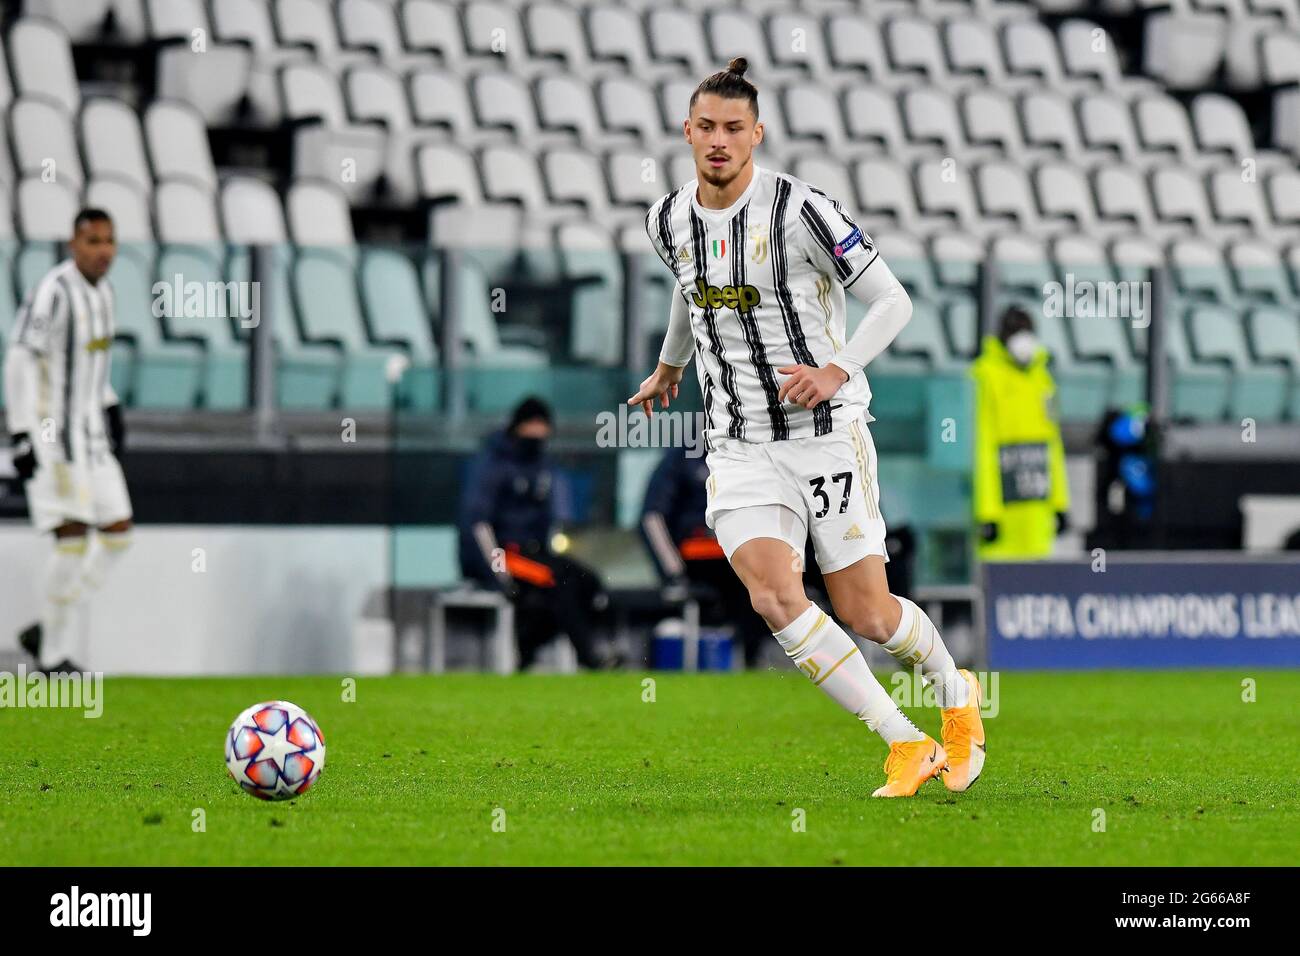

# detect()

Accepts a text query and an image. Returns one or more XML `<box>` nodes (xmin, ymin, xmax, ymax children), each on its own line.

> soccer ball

<box><xmin>224</xmin><ymin>700</ymin><xmax>326</xmax><ymax>801</ymax></box>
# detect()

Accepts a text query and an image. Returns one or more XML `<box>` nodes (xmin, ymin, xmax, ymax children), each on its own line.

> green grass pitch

<box><xmin>1</xmin><ymin>670</ymin><xmax>1295</xmax><ymax>866</ymax></box>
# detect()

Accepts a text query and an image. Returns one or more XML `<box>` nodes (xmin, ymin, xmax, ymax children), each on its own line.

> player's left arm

<box><xmin>778</xmin><ymin>258</ymin><xmax>913</xmax><ymax>409</ymax></box>
<box><xmin>778</xmin><ymin>190</ymin><xmax>912</xmax><ymax>408</ymax></box>
<box><xmin>100</xmin><ymin>281</ymin><xmax>126</xmax><ymax>456</ymax></box>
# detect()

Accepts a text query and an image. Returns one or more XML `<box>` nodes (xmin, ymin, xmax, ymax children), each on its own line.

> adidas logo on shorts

<box><xmin>842</xmin><ymin>523</ymin><xmax>865</xmax><ymax>541</ymax></box>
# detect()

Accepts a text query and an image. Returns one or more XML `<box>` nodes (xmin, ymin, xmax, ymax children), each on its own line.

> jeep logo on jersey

<box><xmin>691</xmin><ymin>280</ymin><xmax>761</xmax><ymax>312</ymax></box>
<box><xmin>86</xmin><ymin>336</ymin><xmax>112</xmax><ymax>352</ymax></box>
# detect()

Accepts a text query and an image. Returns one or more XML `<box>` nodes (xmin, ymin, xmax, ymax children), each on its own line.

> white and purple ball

<box><xmin>224</xmin><ymin>700</ymin><xmax>326</xmax><ymax>800</ymax></box>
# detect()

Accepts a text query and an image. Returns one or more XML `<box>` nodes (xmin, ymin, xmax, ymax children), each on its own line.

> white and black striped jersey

<box><xmin>646</xmin><ymin>164</ymin><xmax>880</xmax><ymax>444</ymax></box>
<box><xmin>4</xmin><ymin>259</ymin><xmax>118</xmax><ymax>462</ymax></box>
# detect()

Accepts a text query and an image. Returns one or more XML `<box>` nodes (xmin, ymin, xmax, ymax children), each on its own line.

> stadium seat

<box><xmin>1020</xmin><ymin>90</ymin><xmax>1112</xmax><ymax>166</ymax></box>
<box><xmin>80</xmin><ymin>98</ymin><xmax>153</xmax><ymax>196</ymax></box>
<box><xmin>536</xmin><ymin>74</ymin><xmax>614</xmax><ymax>148</ymax></box>
<box><xmin>598</xmin><ymin>77</ymin><xmax>667</xmax><ymax>150</ymax></box>
<box><xmin>211</xmin><ymin>0</ymin><xmax>308</xmax><ymax>125</ymax></box>
<box><xmin>1054</xmin><ymin>234</ymin><xmax>1145</xmax><ymax>406</ymax></box>
<box><xmin>415</xmin><ymin>143</ymin><xmax>485</xmax><ymax>206</ymax></box>
<box><xmin>784</xmin><ymin>82</ymin><xmax>853</xmax><ymax>155</ymax></box>
<box><xmin>275</xmin><ymin>0</ymin><xmax>373</xmax><ymax>72</ymax></box>
<box><xmin>85</xmin><ymin>178</ymin><xmax>153</xmax><ymax>244</ymax></box>
<box><xmin>360</xmin><ymin>248</ymin><xmax>438</xmax><ymax>364</ymax></box>
<box><xmin>525</xmin><ymin>2</ymin><xmax>594</xmax><ymax>77</ymax></box>
<box><xmin>993</xmin><ymin>233</ymin><xmax>1112</xmax><ymax>420</ymax></box>
<box><xmin>108</xmin><ymin>245</ymin><xmax>205</xmax><ymax>408</ymax></box>
<box><xmin>8</xmin><ymin>18</ymin><xmax>80</xmax><ymax>114</ymax></box>
<box><xmin>1206</xmin><ymin>169</ymin><xmax>1275</xmax><ymax>241</ymax></box>
<box><xmin>843</xmin><ymin>87</ymin><xmax>914</xmax><ymax>158</ymax></box>
<box><xmin>1035</xmin><ymin>162</ymin><xmax>1106</xmax><ymax>236</ymax></box>
<box><xmin>1078</xmin><ymin>92</ymin><xmax>1146</xmax><ymax>167</ymax></box>
<box><xmin>402</xmin><ymin>0</ymin><xmax>466</xmax><ymax>72</ymax></box>
<box><xmin>155</xmin><ymin>179</ymin><xmax>221</xmax><ymax>245</ymax></box>
<box><xmin>338</xmin><ymin>0</ymin><xmax>438</xmax><ymax>75</ymax></box>
<box><xmin>1266</xmin><ymin>169</ymin><xmax>1300</xmax><ymax>238</ymax></box>
<box><xmin>887</xmin><ymin>18</ymin><xmax>954</xmax><ymax>88</ymax></box>
<box><xmin>607</xmin><ymin>149</ymin><xmax>668</xmax><ymax>210</ymax></box>
<box><xmin>945</xmin><ymin>18</ymin><xmax>1016</xmax><ymax>89</ymax></box>
<box><xmin>16</xmin><ymin>177</ymin><xmax>78</xmax><ymax>240</ymax></box>
<box><xmin>646</xmin><ymin>8</ymin><xmax>712</xmax><ymax>76</ymax></box>
<box><xmin>767</xmin><ymin>11</ymin><xmax>833</xmax><ymax>82</ymax></box>
<box><xmin>221</xmin><ymin>177</ymin><xmax>342</xmax><ymax>408</ymax></box>
<box><xmin>1093</xmin><ymin>165</ymin><xmax>1171</xmax><ymax>240</ymax></box>
<box><xmin>11</xmin><ymin>98</ymin><xmax>84</xmax><ymax>191</ymax></box>
<box><xmin>409</xmin><ymin>70</ymin><xmax>481</xmax><ymax>144</ymax></box>
<box><xmin>1134</xmin><ymin>93</ymin><xmax>1208</xmax><ymax>169</ymax></box>
<box><xmin>587</xmin><ymin>5</ymin><xmax>662</xmax><ymax>79</ymax></box>
<box><xmin>426</xmin><ymin>204</ymin><xmax>547</xmax><ymax>367</ymax></box>
<box><xmin>826</xmin><ymin>14</ymin><xmax>897</xmax><ymax>87</ymax></box>
<box><xmin>462</xmin><ymin>0</ymin><xmax>531</xmax><ymax>75</ymax></box>
<box><xmin>285</xmin><ymin>179</ymin><xmax>357</xmax><ymax>252</ymax></box>
<box><xmin>556</xmin><ymin>221</ymin><xmax>623</xmax><ymax>365</ymax></box>
<box><xmin>345</xmin><ymin>63</ymin><xmax>440</xmax><ymax>201</ymax></box>
<box><xmin>1247</xmin><ymin>307</ymin><xmax>1300</xmax><ymax>418</ymax></box>
<box><xmin>1170</xmin><ymin>236</ymin><xmax>1235</xmax><ymax>304</ymax></box>
<box><xmin>151</xmin><ymin>0</ymin><xmax>253</xmax><ymax>125</ymax></box>
<box><xmin>293</xmin><ymin>249</ymin><xmax>401</xmax><ymax>408</ymax></box>
<box><xmin>542</xmin><ymin>148</ymin><xmax>613</xmax><ymax>221</ymax></box>
<box><xmin>1187</xmin><ymin>303</ymin><xmax>1289</xmax><ymax>421</ymax></box>
<box><xmin>144</xmin><ymin>101</ymin><xmax>218</xmax><ymax>192</ymax></box>
<box><xmin>1228</xmin><ymin>239</ymin><xmax>1296</xmax><ymax>305</ymax></box>
<box><xmin>1191</xmin><ymin>93</ymin><xmax>1292</xmax><ymax>171</ymax></box>
<box><xmin>155</xmin><ymin>245</ymin><xmax>250</xmax><ymax>409</ymax></box>
<box><xmin>1151</xmin><ymin>166</ymin><xmax>1221</xmax><ymax>240</ymax></box>
<box><xmin>976</xmin><ymin>161</ymin><xmax>1048</xmax><ymax>235</ymax></box>
<box><xmin>914</xmin><ymin>158</ymin><xmax>994</xmax><ymax>238</ymax></box>
<box><xmin>24</xmin><ymin>0</ymin><xmax>114</xmax><ymax>43</ymax></box>
<box><xmin>281</xmin><ymin>63</ymin><xmax>388</xmax><ymax>203</ymax></box>
<box><xmin>1058</xmin><ymin>20</ymin><xmax>1159</xmax><ymax>99</ymax></box>
<box><xmin>962</xmin><ymin>88</ymin><xmax>1036</xmax><ymax>159</ymax></box>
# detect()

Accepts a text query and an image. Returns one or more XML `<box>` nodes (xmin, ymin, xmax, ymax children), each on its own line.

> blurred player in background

<box><xmin>972</xmin><ymin>305</ymin><xmax>1071</xmax><ymax>560</ymax></box>
<box><xmin>458</xmin><ymin>397</ymin><xmax>617</xmax><ymax>670</ymax></box>
<box><xmin>4</xmin><ymin>208</ymin><xmax>132</xmax><ymax>673</ymax></box>
<box><xmin>629</xmin><ymin>59</ymin><xmax>985</xmax><ymax>797</ymax></box>
<box><xmin>640</xmin><ymin>445</ymin><xmax>770</xmax><ymax>668</ymax></box>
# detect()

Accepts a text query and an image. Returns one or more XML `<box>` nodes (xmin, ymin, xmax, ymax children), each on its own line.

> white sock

<box><xmin>40</xmin><ymin>538</ymin><xmax>88</xmax><ymax>669</ymax></box>
<box><xmin>773</xmin><ymin>603</ymin><xmax>925</xmax><ymax>745</ymax></box>
<box><xmin>883</xmin><ymin>596</ymin><xmax>969</xmax><ymax>708</ymax></box>
<box><xmin>73</xmin><ymin>531</ymin><xmax>131</xmax><ymax>666</ymax></box>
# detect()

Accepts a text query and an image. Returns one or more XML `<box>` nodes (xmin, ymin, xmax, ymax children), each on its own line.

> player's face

<box><xmin>685</xmin><ymin>94</ymin><xmax>763</xmax><ymax>190</ymax></box>
<box><xmin>70</xmin><ymin>219</ymin><xmax>117</xmax><ymax>282</ymax></box>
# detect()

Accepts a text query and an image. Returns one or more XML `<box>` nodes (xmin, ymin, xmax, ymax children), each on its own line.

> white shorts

<box><xmin>706</xmin><ymin>413</ymin><xmax>888</xmax><ymax>574</ymax></box>
<box><xmin>25</xmin><ymin>452</ymin><xmax>133</xmax><ymax>533</ymax></box>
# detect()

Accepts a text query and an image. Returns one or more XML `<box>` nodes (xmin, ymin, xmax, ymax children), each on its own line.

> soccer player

<box><xmin>4</xmin><ymin>209</ymin><xmax>133</xmax><ymax>672</ymax></box>
<box><xmin>629</xmin><ymin>59</ymin><xmax>986</xmax><ymax>796</ymax></box>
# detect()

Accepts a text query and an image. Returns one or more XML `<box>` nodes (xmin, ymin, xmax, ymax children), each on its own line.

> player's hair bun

<box><xmin>727</xmin><ymin>57</ymin><xmax>749</xmax><ymax>77</ymax></box>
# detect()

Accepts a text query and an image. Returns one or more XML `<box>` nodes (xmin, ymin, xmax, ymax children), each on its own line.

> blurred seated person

<box><xmin>640</xmin><ymin>444</ymin><xmax>770</xmax><ymax>668</ymax></box>
<box><xmin>458</xmin><ymin>397</ymin><xmax>613</xmax><ymax>669</ymax></box>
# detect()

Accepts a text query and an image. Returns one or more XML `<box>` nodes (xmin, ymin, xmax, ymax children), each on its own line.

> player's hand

<box><xmin>9</xmin><ymin>433</ymin><xmax>36</xmax><ymax>482</ymax></box>
<box><xmin>627</xmin><ymin>362</ymin><xmax>685</xmax><ymax>416</ymax></box>
<box><xmin>777</xmin><ymin>363</ymin><xmax>849</xmax><ymax>409</ymax></box>
<box><xmin>1055</xmin><ymin>512</ymin><xmax>1069</xmax><ymax>535</ymax></box>
<box><xmin>105</xmin><ymin>404</ymin><xmax>126</xmax><ymax>457</ymax></box>
<box><xmin>979</xmin><ymin>522</ymin><xmax>999</xmax><ymax>543</ymax></box>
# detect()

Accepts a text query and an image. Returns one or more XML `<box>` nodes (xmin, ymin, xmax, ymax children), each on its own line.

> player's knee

<box><xmin>747</xmin><ymin>582</ymin><xmax>806</xmax><ymax>630</ymax></box>
<box><xmin>844</xmin><ymin>597</ymin><xmax>896</xmax><ymax>643</ymax></box>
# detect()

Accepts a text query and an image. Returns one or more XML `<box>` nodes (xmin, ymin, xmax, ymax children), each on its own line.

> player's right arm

<box><xmin>4</xmin><ymin>282</ymin><xmax>65</xmax><ymax>479</ymax></box>
<box><xmin>627</xmin><ymin>290</ymin><xmax>692</xmax><ymax>415</ymax></box>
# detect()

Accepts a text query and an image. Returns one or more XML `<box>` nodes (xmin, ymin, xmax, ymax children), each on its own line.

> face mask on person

<box><xmin>1005</xmin><ymin>330</ymin><xmax>1039</xmax><ymax>366</ymax></box>
<box><xmin>513</xmin><ymin>436</ymin><xmax>545</xmax><ymax>460</ymax></box>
